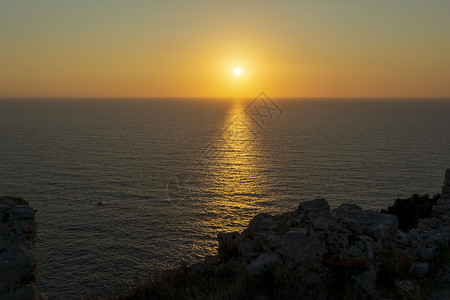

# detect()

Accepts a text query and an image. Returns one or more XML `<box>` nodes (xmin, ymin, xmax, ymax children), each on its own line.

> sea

<box><xmin>1</xmin><ymin>97</ymin><xmax>449</xmax><ymax>299</ymax></box>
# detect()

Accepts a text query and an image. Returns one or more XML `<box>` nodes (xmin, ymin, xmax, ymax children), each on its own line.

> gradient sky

<box><xmin>1</xmin><ymin>0</ymin><xmax>449</xmax><ymax>98</ymax></box>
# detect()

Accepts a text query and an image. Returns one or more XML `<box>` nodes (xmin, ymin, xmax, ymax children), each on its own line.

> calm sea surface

<box><xmin>1</xmin><ymin>98</ymin><xmax>450</xmax><ymax>299</ymax></box>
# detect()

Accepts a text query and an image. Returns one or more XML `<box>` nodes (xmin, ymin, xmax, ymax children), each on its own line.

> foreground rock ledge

<box><xmin>215</xmin><ymin>190</ymin><xmax>450</xmax><ymax>298</ymax></box>
<box><xmin>0</xmin><ymin>196</ymin><xmax>39</xmax><ymax>300</ymax></box>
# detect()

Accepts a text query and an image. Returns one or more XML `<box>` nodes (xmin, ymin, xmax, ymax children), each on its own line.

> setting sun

<box><xmin>234</xmin><ymin>67</ymin><xmax>242</xmax><ymax>77</ymax></box>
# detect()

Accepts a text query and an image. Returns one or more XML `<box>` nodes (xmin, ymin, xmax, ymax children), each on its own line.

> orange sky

<box><xmin>1</xmin><ymin>1</ymin><xmax>449</xmax><ymax>98</ymax></box>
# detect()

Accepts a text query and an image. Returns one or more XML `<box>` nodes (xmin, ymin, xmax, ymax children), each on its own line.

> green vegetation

<box><xmin>380</xmin><ymin>193</ymin><xmax>441</xmax><ymax>231</ymax></box>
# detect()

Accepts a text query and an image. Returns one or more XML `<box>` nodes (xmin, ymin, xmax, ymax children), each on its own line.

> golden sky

<box><xmin>1</xmin><ymin>1</ymin><xmax>449</xmax><ymax>98</ymax></box>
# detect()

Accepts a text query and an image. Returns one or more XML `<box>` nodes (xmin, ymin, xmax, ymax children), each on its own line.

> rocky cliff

<box><xmin>115</xmin><ymin>169</ymin><xmax>450</xmax><ymax>300</ymax></box>
<box><xmin>214</xmin><ymin>169</ymin><xmax>450</xmax><ymax>298</ymax></box>
<box><xmin>0</xmin><ymin>196</ymin><xmax>39</xmax><ymax>300</ymax></box>
<box><xmin>3</xmin><ymin>170</ymin><xmax>450</xmax><ymax>299</ymax></box>
<box><xmin>442</xmin><ymin>168</ymin><xmax>450</xmax><ymax>200</ymax></box>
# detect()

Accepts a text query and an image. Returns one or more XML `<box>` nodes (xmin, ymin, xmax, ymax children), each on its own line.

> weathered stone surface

<box><xmin>0</xmin><ymin>196</ymin><xmax>38</xmax><ymax>300</ymax></box>
<box><xmin>337</xmin><ymin>210</ymin><xmax>398</xmax><ymax>240</ymax></box>
<box><xmin>265</xmin><ymin>233</ymin><xmax>282</xmax><ymax>249</ymax></box>
<box><xmin>217</xmin><ymin>232</ymin><xmax>238</xmax><ymax>259</ymax></box>
<box><xmin>242</xmin><ymin>213</ymin><xmax>273</xmax><ymax>237</ymax></box>
<box><xmin>417</xmin><ymin>247</ymin><xmax>435</xmax><ymax>261</ymax></box>
<box><xmin>214</xmin><ymin>171</ymin><xmax>450</xmax><ymax>298</ymax></box>
<box><xmin>1</xmin><ymin>286</ymin><xmax>35</xmax><ymax>300</ymax></box>
<box><xmin>332</xmin><ymin>203</ymin><xmax>362</xmax><ymax>217</ymax></box>
<box><xmin>410</xmin><ymin>261</ymin><xmax>430</xmax><ymax>275</ymax></box>
<box><xmin>246</xmin><ymin>253</ymin><xmax>282</xmax><ymax>277</ymax></box>
<box><xmin>326</xmin><ymin>256</ymin><xmax>369</xmax><ymax>268</ymax></box>
<box><xmin>234</xmin><ymin>236</ymin><xmax>256</xmax><ymax>257</ymax></box>
<box><xmin>445</xmin><ymin>168</ymin><xmax>450</xmax><ymax>181</ymax></box>
<box><xmin>396</xmin><ymin>279</ymin><xmax>421</xmax><ymax>300</ymax></box>
<box><xmin>443</xmin><ymin>169</ymin><xmax>450</xmax><ymax>199</ymax></box>
<box><xmin>298</xmin><ymin>198</ymin><xmax>330</xmax><ymax>215</ymax></box>
<box><xmin>442</xmin><ymin>185</ymin><xmax>450</xmax><ymax>195</ymax></box>
<box><xmin>282</xmin><ymin>228</ymin><xmax>307</xmax><ymax>248</ymax></box>
<box><xmin>353</xmin><ymin>263</ymin><xmax>376</xmax><ymax>296</ymax></box>
<box><xmin>12</xmin><ymin>205</ymin><xmax>35</xmax><ymax>220</ymax></box>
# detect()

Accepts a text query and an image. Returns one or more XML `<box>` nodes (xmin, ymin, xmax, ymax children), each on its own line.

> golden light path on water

<box><xmin>190</xmin><ymin>100</ymin><xmax>272</xmax><ymax>255</ymax></box>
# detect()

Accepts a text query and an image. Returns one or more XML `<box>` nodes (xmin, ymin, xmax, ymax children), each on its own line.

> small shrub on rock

<box><xmin>381</xmin><ymin>193</ymin><xmax>440</xmax><ymax>231</ymax></box>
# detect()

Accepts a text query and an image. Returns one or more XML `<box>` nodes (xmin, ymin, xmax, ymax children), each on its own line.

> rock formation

<box><xmin>3</xmin><ymin>168</ymin><xmax>450</xmax><ymax>299</ymax></box>
<box><xmin>215</xmin><ymin>169</ymin><xmax>450</xmax><ymax>298</ymax></box>
<box><xmin>442</xmin><ymin>168</ymin><xmax>450</xmax><ymax>200</ymax></box>
<box><xmin>0</xmin><ymin>196</ymin><xmax>39</xmax><ymax>300</ymax></box>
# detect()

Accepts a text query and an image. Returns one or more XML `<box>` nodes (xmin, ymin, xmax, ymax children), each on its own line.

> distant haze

<box><xmin>1</xmin><ymin>0</ymin><xmax>449</xmax><ymax>98</ymax></box>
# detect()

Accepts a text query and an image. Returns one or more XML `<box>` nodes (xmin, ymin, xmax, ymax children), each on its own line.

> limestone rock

<box><xmin>332</xmin><ymin>203</ymin><xmax>362</xmax><ymax>217</ymax></box>
<box><xmin>417</xmin><ymin>248</ymin><xmax>434</xmax><ymax>261</ymax></box>
<box><xmin>326</xmin><ymin>256</ymin><xmax>369</xmax><ymax>268</ymax></box>
<box><xmin>445</xmin><ymin>168</ymin><xmax>450</xmax><ymax>185</ymax></box>
<box><xmin>218</xmin><ymin>232</ymin><xmax>238</xmax><ymax>259</ymax></box>
<box><xmin>210</xmin><ymin>170</ymin><xmax>450</xmax><ymax>298</ymax></box>
<box><xmin>396</xmin><ymin>279</ymin><xmax>421</xmax><ymax>300</ymax></box>
<box><xmin>410</xmin><ymin>261</ymin><xmax>430</xmax><ymax>275</ymax></box>
<box><xmin>242</xmin><ymin>213</ymin><xmax>273</xmax><ymax>237</ymax></box>
<box><xmin>0</xmin><ymin>196</ymin><xmax>38</xmax><ymax>300</ymax></box>
<box><xmin>282</xmin><ymin>228</ymin><xmax>307</xmax><ymax>248</ymax></box>
<box><xmin>298</xmin><ymin>198</ymin><xmax>330</xmax><ymax>215</ymax></box>
<box><xmin>442</xmin><ymin>168</ymin><xmax>450</xmax><ymax>199</ymax></box>
<box><xmin>337</xmin><ymin>210</ymin><xmax>398</xmax><ymax>240</ymax></box>
<box><xmin>246</xmin><ymin>253</ymin><xmax>282</xmax><ymax>277</ymax></box>
<box><xmin>353</xmin><ymin>264</ymin><xmax>376</xmax><ymax>296</ymax></box>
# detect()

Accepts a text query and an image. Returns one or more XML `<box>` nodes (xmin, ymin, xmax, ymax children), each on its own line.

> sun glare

<box><xmin>234</xmin><ymin>67</ymin><xmax>242</xmax><ymax>77</ymax></box>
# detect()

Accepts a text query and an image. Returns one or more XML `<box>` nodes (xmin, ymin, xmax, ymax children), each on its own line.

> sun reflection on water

<box><xmin>194</xmin><ymin>101</ymin><xmax>272</xmax><ymax>249</ymax></box>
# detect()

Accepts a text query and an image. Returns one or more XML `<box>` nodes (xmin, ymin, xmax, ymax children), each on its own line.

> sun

<box><xmin>234</xmin><ymin>67</ymin><xmax>242</xmax><ymax>77</ymax></box>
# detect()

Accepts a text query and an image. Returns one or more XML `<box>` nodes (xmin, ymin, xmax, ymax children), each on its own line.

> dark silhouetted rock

<box><xmin>0</xmin><ymin>196</ymin><xmax>38</xmax><ymax>299</ymax></box>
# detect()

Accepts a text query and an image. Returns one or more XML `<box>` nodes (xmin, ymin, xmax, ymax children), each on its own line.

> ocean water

<box><xmin>0</xmin><ymin>98</ymin><xmax>449</xmax><ymax>299</ymax></box>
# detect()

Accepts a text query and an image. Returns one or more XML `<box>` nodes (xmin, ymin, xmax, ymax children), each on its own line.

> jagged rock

<box><xmin>332</xmin><ymin>203</ymin><xmax>362</xmax><ymax>217</ymax></box>
<box><xmin>444</xmin><ymin>168</ymin><xmax>450</xmax><ymax>185</ymax></box>
<box><xmin>353</xmin><ymin>263</ymin><xmax>376</xmax><ymax>296</ymax></box>
<box><xmin>242</xmin><ymin>213</ymin><xmax>274</xmax><ymax>237</ymax></box>
<box><xmin>206</xmin><ymin>172</ymin><xmax>450</xmax><ymax>298</ymax></box>
<box><xmin>347</xmin><ymin>240</ymin><xmax>365</xmax><ymax>258</ymax></box>
<box><xmin>1</xmin><ymin>286</ymin><xmax>35</xmax><ymax>300</ymax></box>
<box><xmin>417</xmin><ymin>247</ymin><xmax>435</xmax><ymax>261</ymax></box>
<box><xmin>434</xmin><ymin>199</ymin><xmax>450</xmax><ymax>222</ymax></box>
<box><xmin>298</xmin><ymin>198</ymin><xmax>330</xmax><ymax>215</ymax></box>
<box><xmin>214</xmin><ymin>169</ymin><xmax>450</xmax><ymax>298</ymax></box>
<box><xmin>12</xmin><ymin>205</ymin><xmax>35</xmax><ymax>220</ymax></box>
<box><xmin>0</xmin><ymin>196</ymin><xmax>38</xmax><ymax>300</ymax></box>
<box><xmin>282</xmin><ymin>228</ymin><xmax>307</xmax><ymax>247</ymax></box>
<box><xmin>279</xmin><ymin>228</ymin><xmax>328</xmax><ymax>263</ymax></box>
<box><xmin>325</xmin><ymin>231</ymin><xmax>349</xmax><ymax>250</ymax></box>
<box><xmin>395</xmin><ymin>252</ymin><xmax>414</xmax><ymax>274</ymax></box>
<box><xmin>235</xmin><ymin>236</ymin><xmax>256</xmax><ymax>257</ymax></box>
<box><xmin>246</xmin><ymin>253</ymin><xmax>282</xmax><ymax>277</ymax></box>
<box><xmin>410</xmin><ymin>261</ymin><xmax>430</xmax><ymax>275</ymax></box>
<box><xmin>218</xmin><ymin>232</ymin><xmax>238</xmax><ymax>259</ymax></box>
<box><xmin>443</xmin><ymin>168</ymin><xmax>450</xmax><ymax>199</ymax></box>
<box><xmin>309</xmin><ymin>216</ymin><xmax>331</xmax><ymax>231</ymax></box>
<box><xmin>442</xmin><ymin>185</ymin><xmax>450</xmax><ymax>195</ymax></box>
<box><xmin>338</xmin><ymin>210</ymin><xmax>398</xmax><ymax>240</ymax></box>
<box><xmin>304</xmin><ymin>271</ymin><xmax>322</xmax><ymax>284</ymax></box>
<box><xmin>326</xmin><ymin>256</ymin><xmax>369</xmax><ymax>268</ymax></box>
<box><xmin>265</xmin><ymin>233</ymin><xmax>282</xmax><ymax>249</ymax></box>
<box><xmin>396</xmin><ymin>279</ymin><xmax>421</xmax><ymax>300</ymax></box>
<box><xmin>359</xmin><ymin>235</ymin><xmax>375</xmax><ymax>260</ymax></box>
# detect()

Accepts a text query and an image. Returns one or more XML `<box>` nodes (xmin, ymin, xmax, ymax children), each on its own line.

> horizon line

<box><xmin>1</xmin><ymin>96</ymin><xmax>450</xmax><ymax>100</ymax></box>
